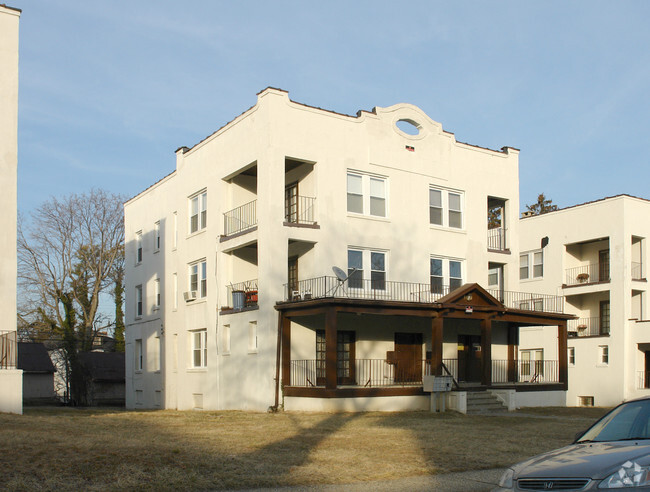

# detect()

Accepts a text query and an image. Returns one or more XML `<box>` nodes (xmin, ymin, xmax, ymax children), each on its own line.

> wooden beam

<box><xmin>325</xmin><ymin>306</ymin><xmax>337</xmax><ymax>390</ymax></box>
<box><xmin>481</xmin><ymin>318</ymin><xmax>492</xmax><ymax>386</ymax></box>
<box><xmin>507</xmin><ymin>324</ymin><xmax>519</xmax><ymax>383</ymax></box>
<box><xmin>431</xmin><ymin>317</ymin><xmax>443</xmax><ymax>375</ymax></box>
<box><xmin>557</xmin><ymin>320</ymin><xmax>568</xmax><ymax>391</ymax></box>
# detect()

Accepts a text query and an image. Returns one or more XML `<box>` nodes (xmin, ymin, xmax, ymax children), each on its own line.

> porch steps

<box><xmin>466</xmin><ymin>391</ymin><xmax>508</xmax><ymax>414</ymax></box>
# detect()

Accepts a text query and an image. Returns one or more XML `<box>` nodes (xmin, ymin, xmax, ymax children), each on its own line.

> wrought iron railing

<box><xmin>285</xmin><ymin>195</ymin><xmax>316</xmax><ymax>225</ymax></box>
<box><xmin>226</xmin><ymin>279</ymin><xmax>258</xmax><ymax>309</ymax></box>
<box><xmin>565</xmin><ymin>263</ymin><xmax>610</xmax><ymax>286</ymax></box>
<box><xmin>0</xmin><ymin>330</ymin><xmax>17</xmax><ymax>369</ymax></box>
<box><xmin>568</xmin><ymin>317</ymin><xmax>605</xmax><ymax>337</ymax></box>
<box><xmin>487</xmin><ymin>289</ymin><xmax>564</xmax><ymax>313</ymax></box>
<box><xmin>223</xmin><ymin>199</ymin><xmax>257</xmax><ymax>236</ymax></box>
<box><xmin>487</xmin><ymin>227</ymin><xmax>507</xmax><ymax>251</ymax></box>
<box><xmin>632</xmin><ymin>262</ymin><xmax>644</xmax><ymax>280</ymax></box>
<box><xmin>491</xmin><ymin>359</ymin><xmax>559</xmax><ymax>383</ymax></box>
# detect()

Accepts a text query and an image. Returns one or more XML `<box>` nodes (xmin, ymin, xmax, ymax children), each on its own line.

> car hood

<box><xmin>513</xmin><ymin>441</ymin><xmax>650</xmax><ymax>480</ymax></box>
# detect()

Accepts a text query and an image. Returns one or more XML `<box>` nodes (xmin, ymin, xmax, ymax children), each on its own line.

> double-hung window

<box><xmin>348</xmin><ymin>248</ymin><xmax>387</xmax><ymax>290</ymax></box>
<box><xmin>189</xmin><ymin>260</ymin><xmax>207</xmax><ymax>298</ymax></box>
<box><xmin>135</xmin><ymin>231</ymin><xmax>143</xmax><ymax>264</ymax></box>
<box><xmin>429</xmin><ymin>187</ymin><xmax>463</xmax><ymax>229</ymax></box>
<box><xmin>135</xmin><ymin>339</ymin><xmax>143</xmax><ymax>371</ymax></box>
<box><xmin>135</xmin><ymin>285</ymin><xmax>143</xmax><ymax>318</ymax></box>
<box><xmin>430</xmin><ymin>257</ymin><xmax>464</xmax><ymax>294</ymax></box>
<box><xmin>153</xmin><ymin>221</ymin><xmax>161</xmax><ymax>252</ymax></box>
<box><xmin>520</xmin><ymin>250</ymin><xmax>543</xmax><ymax>280</ymax></box>
<box><xmin>189</xmin><ymin>190</ymin><xmax>207</xmax><ymax>234</ymax></box>
<box><xmin>599</xmin><ymin>345</ymin><xmax>609</xmax><ymax>365</ymax></box>
<box><xmin>191</xmin><ymin>329</ymin><xmax>207</xmax><ymax>368</ymax></box>
<box><xmin>347</xmin><ymin>172</ymin><xmax>387</xmax><ymax>218</ymax></box>
<box><xmin>154</xmin><ymin>278</ymin><xmax>161</xmax><ymax>308</ymax></box>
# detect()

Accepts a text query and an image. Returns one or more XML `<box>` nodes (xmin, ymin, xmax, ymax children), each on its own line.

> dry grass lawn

<box><xmin>0</xmin><ymin>406</ymin><xmax>608</xmax><ymax>491</ymax></box>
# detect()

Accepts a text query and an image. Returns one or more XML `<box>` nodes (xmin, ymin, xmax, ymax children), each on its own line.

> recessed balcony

<box><xmin>564</xmin><ymin>263</ymin><xmax>610</xmax><ymax>287</ymax></box>
<box><xmin>223</xmin><ymin>200</ymin><xmax>257</xmax><ymax>237</ymax></box>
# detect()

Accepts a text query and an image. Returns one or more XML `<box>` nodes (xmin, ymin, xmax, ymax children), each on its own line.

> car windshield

<box><xmin>578</xmin><ymin>400</ymin><xmax>650</xmax><ymax>443</ymax></box>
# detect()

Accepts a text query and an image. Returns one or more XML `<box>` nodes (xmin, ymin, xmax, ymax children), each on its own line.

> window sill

<box><xmin>185</xmin><ymin>298</ymin><xmax>207</xmax><ymax>306</ymax></box>
<box><xmin>248</xmin><ymin>350</ymin><xmax>258</xmax><ymax>355</ymax></box>
<box><xmin>186</xmin><ymin>229</ymin><xmax>207</xmax><ymax>240</ymax></box>
<box><xmin>519</xmin><ymin>277</ymin><xmax>543</xmax><ymax>283</ymax></box>
<box><xmin>347</xmin><ymin>213</ymin><xmax>390</xmax><ymax>223</ymax></box>
<box><xmin>596</xmin><ymin>364</ymin><xmax>609</xmax><ymax>368</ymax></box>
<box><xmin>428</xmin><ymin>224</ymin><xmax>466</xmax><ymax>234</ymax></box>
<box><xmin>135</xmin><ymin>316</ymin><xmax>142</xmax><ymax>321</ymax></box>
<box><xmin>187</xmin><ymin>368</ymin><xmax>208</xmax><ymax>373</ymax></box>
<box><xmin>222</xmin><ymin>352</ymin><xmax>231</xmax><ymax>356</ymax></box>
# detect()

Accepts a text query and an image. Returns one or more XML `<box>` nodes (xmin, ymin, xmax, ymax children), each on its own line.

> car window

<box><xmin>579</xmin><ymin>400</ymin><xmax>650</xmax><ymax>442</ymax></box>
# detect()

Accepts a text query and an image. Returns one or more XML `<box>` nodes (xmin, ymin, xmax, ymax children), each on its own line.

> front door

<box><xmin>488</xmin><ymin>263</ymin><xmax>504</xmax><ymax>302</ymax></box>
<box><xmin>394</xmin><ymin>333</ymin><xmax>423</xmax><ymax>383</ymax></box>
<box><xmin>336</xmin><ymin>331</ymin><xmax>356</xmax><ymax>385</ymax></box>
<box><xmin>458</xmin><ymin>335</ymin><xmax>482</xmax><ymax>382</ymax></box>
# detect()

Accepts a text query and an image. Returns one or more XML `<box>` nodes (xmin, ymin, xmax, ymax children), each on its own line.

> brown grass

<box><xmin>0</xmin><ymin>406</ymin><xmax>609</xmax><ymax>491</ymax></box>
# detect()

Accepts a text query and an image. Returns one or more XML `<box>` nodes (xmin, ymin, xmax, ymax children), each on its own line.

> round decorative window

<box><xmin>395</xmin><ymin>119</ymin><xmax>420</xmax><ymax>136</ymax></box>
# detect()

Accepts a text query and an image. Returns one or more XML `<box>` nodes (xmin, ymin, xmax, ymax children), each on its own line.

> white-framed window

<box><xmin>191</xmin><ymin>329</ymin><xmax>207</xmax><ymax>368</ymax></box>
<box><xmin>154</xmin><ymin>278</ymin><xmax>161</xmax><ymax>309</ymax></box>
<box><xmin>172</xmin><ymin>273</ymin><xmax>178</xmax><ymax>310</ymax></box>
<box><xmin>348</xmin><ymin>248</ymin><xmax>387</xmax><ymax>290</ymax></box>
<box><xmin>520</xmin><ymin>349</ymin><xmax>543</xmax><ymax>376</ymax></box>
<box><xmin>135</xmin><ymin>285</ymin><xmax>143</xmax><ymax>318</ymax></box>
<box><xmin>222</xmin><ymin>324</ymin><xmax>231</xmax><ymax>354</ymax></box>
<box><xmin>599</xmin><ymin>345</ymin><xmax>609</xmax><ymax>365</ymax></box>
<box><xmin>154</xmin><ymin>221</ymin><xmax>161</xmax><ymax>252</ymax></box>
<box><xmin>347</xmin><ymin>171</ymin><xmax>387</xmax><ymax>218</ymax></box>
<box><xmin>430</xmin><ymin>256</ymin><xmax>464</xmax><ymax>294</ymax></box>
<box><xmin>135</xmin><ymin>231</ymin><xmax>143</xmax><ymax>264</ymax></box>
<box><xmin>189</xmin><ymin>190</ymin><xmax>207</xmax><ymax>234</ymax></box>
<box><xmin>429</xmin><ymin>187</ymin><xmax>464</xmax><ymax>229</ymax></box>
<box><xmin>568</xmin><ymin>347</ymin><xmax>575</xmax><ymax>366</ymax></box>
<box><xmin>520</xmin><ymin>250</ymin><xmax>543</xmax><ymax>280</ymax></box>
<box><xmin>248</xmin><ymin>321</ymin><xmax>258</xmax><ymax>353</ymax></box>
<box><xmin>189</xmin><ymin>259</ymin><xmax>207</xmax><ymax>298</ymax></box>
<box><xmin>519</xmin><ymin>298</ymin><xmax>543</xmax><ymax>311</ymax></box>
<box><xmin>135</xmin><ymin>339</ymin><xmax>143</xmax><ymax>371</ymax></box>
<box><xmin>172</xmin><ymin>211</ymin><xmax>178</xmax><ymax>250</ymax></box>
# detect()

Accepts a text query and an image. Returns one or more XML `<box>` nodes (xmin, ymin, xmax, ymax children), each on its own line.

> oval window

<box><xmin>396</xmin><ymin>119</ymin><xmax>420</xmax><ymax>136</ymax></box>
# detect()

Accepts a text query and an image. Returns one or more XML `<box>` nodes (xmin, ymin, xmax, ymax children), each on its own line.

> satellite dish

<box><xmin>332</xmin><ymin>266</ymin><xmax>348</xmax><ymax>282</ymax></box>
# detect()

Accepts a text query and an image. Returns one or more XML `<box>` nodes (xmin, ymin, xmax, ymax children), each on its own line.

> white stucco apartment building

<box><xmin>519</xmin><ymin>195</ymin><xmax>650</xmax><ymax>407</ymax></box>
<box><xmin>0</xmin><ymin>4</ymin><xmax>22</xmax><ymax>414</ymax></box>
<box><xmin>125</xmin><ymin>88</ymin><xmax>571</xmax><ymax>413</ymax></box>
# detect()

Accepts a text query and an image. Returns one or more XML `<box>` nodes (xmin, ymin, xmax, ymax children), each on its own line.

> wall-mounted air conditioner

<box><xmin>184</xmin><ymin>291</ymin><xmax>197</xmax><ymax>302</ymax></box>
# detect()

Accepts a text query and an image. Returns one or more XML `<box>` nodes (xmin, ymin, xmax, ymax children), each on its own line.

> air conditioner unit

<box><xmin>184</xmin><ymin>291</ymin><xmax>197</xmax><ymax>302</ymax></box>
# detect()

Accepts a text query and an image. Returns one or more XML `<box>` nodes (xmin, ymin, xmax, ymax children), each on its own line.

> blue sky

<box><xmin>13</xmin><ymin>1</ymin><xmax>650</xmax><ymax>214</ymax></box>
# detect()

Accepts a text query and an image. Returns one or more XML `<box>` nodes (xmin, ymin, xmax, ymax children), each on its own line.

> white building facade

<box><xmin>519</xmin><ymin>195</ymin><xmax>650</xmax><ymax>407</ymax></box>
<box><xmin>0</xmin><ymin>4</ymin><xmax>22</xmax><ymax>414</ymax></box>
<box><xmin>125</xmin><ymin>88</ymin><xmax>569</xmax><ymax>412</ymax></box>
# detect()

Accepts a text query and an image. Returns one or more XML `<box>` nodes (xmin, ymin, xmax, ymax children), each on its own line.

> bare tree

<box><xmin>18</xmin><ymin>189</ymin><xmax>125</xmax><ymax>404</ymax></box>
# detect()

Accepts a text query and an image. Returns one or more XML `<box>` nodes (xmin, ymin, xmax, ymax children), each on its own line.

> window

<box><xmin>347</xmin><ymin>172</ymin><xmax>387</xmax><ymax>218</ymax></box>
<box><xmin>154</xmin><ymin>278</ymin><xmax>161</xmax><ymax>309</ymax></box>
<box><xmin>316</xmin><ymin>330</ymin><xmax>326</xmax><ymax>385</ymax></box>
<box><xmin>429</xmin><ymin>187</ymin><xmax>463</xmax><ymax>229</ymax></box>
<box><xmin>599</xmin><ymin>345</ymin><xmax>609</xmax><ymax>365</ymax></box>
<box><xmin>189</xmin><ymin>260</ymin><xmax>207</xmax><ymax>298</ymax></box>
<box><xmin>135</xmin><ymin>285</ymin><xmax>143</xmax><ymax>318</ymax></box>
<box><xmin>430</xmin><ymin>257</ymin><xmax>464</xmax><ymax>294</ymax></box>
<box><xmin>154</xmin><ymin>221</ymin><xmax>161</xmax><ymax>252</ymax></box>
<box><xmin>520</xmin><ymin>250</ymin><xmax>543</xmax><ymax>280</ymax></box>
<box><xmin>521</xmin><ymin>349</ymin><xmax>543</xmax><ymax>376</ymax></box>
<box><xmin>191</xmin><ymin>329</ymin><xmax>207</xmax><ymax>368</ymax></box>
<box><xmin>348</xmin><ymin>248</ymin><xmax>386</xmax><ymax>290</ymax></box>
<box><xmin>135</xmin><ymin>339</ymin><xmax>143</xmax><ymax>371</ymax></box>
<box><xmin>600</xmin><ymin>301</ymin><xmax>610</xmax><ymax>335</ymax></box>
<box><xmin>568</xmin><ymin>347</ymin><xmax>575</xmax><ymax>366</ymax></box>
<box><xmin>248</xmin><ymin>321</ymin><xmax>257</xmax><ymax>352</ymax></box>
<box><xmin>172</xmin><ymin>273</ymin><xmax>178</xmax><ymax>310</ymax></box>
<box><xmin>135</xmin><ymin>231</ymin><xmax>143</xmax><ymax>264</ymax></box>
<box><xmin>189</xmin><ymin>191</ymin><xmax>207</xmax><ymax>234</ymax></box>
<box><xmin>172</xmin><ymin>211</ymin><xmax>178</xmax><ymax>249</ymax></box>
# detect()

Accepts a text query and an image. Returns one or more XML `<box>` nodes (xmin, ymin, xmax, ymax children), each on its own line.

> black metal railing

<box><xmin>568</xmin><ymin>317</ymin><xmax>605</xmax><ymax>337</ymax></box>
<box><xmin>223</xmin><ymin>199</ymin><xmax>257</xmax><ymax>236</ymax></box>
<box><xmin>491</xmin><ymin>359</ymin><xmax>559</xmax><ymax>384</ymax></box>
<box><xmin>632</xmin><ymin>262</ymin><xmax>644</xmax><ymax>280</ymax></box>
<box><xmin>487</xmin><ymin>227</ymin><xmax>507</xmax><ymax>251</ymax></box>
<box><xmin>285</xmin><ymin>196</ymin><xmax>316</xmax><ymax>225</ymax></box>
<box><xmin>226</xmin><ymin>279</ymin><xmax>258</xmax><ymax>310</ymax></box>
<box><xmin>565</xmin><ymin>263</ymin><xmax>610</xmax><ymax>286</ymax></box>
<box><xmin>0</xmin><ymin>330</ymin><xmax>17</xmax><ymax>369</ymax></box>
<box><xmin>487</xmin><ymin>289</ymin><xmax>564</xmax><ymax>313</ymax></box>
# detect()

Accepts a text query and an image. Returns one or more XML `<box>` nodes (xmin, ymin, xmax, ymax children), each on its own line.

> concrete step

<box><xmin>465</xmin><ymin>391</ymin><xmax>508</xmax><ymax>414</ymax></box>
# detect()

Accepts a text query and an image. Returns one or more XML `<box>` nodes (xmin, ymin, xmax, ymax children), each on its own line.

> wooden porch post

<box><xmin>480</xmin><ymin>317</ymin><xmax>492</xmax><ymax>386</ymax></box>
<box><xmin>507</xmin><ymin>324</ymin><xmax>519</xmax><ymax>383</ymax></box>
<box><xmin>325</xmin><ymin>306</ymin><xmax>338</xmax><ymax>390</ymax></box>
<box><xmin>558</xmin><ymin>320</ymin><xmax>568</xmax><ymax>391</ymax></box>
<box><xmin>281</xmin><ymin>313</ymin><xmax>291</xmax><ymax>388</ymax></box>
<box><xmin>431</xmin><ymin>316</ymin><xmax>443</xmax><ymax>376</ymax></box>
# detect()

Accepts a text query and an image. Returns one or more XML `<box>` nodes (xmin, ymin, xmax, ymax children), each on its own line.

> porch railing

<box><xmin>283</xmin><ymin>277</ymin><xmax>565</xmax><ymax>313</ymax></box>
<box><xmin>568</xmin><ymin>317</ymin><xmax>604</xmax><ymax>337</ymax></box>
<box><xmin>565</xmin><ymin>263</ymin><xmax>610</xmax><ymax>286</ymax></box>
<box><xmin>285</xmin><ymin>196</ymin><xmax>316</xmax><ymax>225</ymax></box>
<box><xmin>226</xmin><ymin>279</ymin><xmax>258</xmax><ymax>310</ymax></box>
<box><xmin>0</xmin><ymin>330</ymin><xmax>17</xmax><ymax>369</ymax></box>
<box><xmin>632</xmin><ymin>262</ymin><xmax>644</xmax><ymax>280</ymax></box>
<box><xmin>223</xmin><ymin>199</ymin><xmax>257</xmax><ymax>236</ymax></box>
<box><xmin>491</xmin><ymin>359</ymin><xmax>559</xmax><ymax>383</ymax></box>
<box><xmin>487</xmin><ymin>227</ymin><xmax>507</xmax><ymax>251</ymax></box>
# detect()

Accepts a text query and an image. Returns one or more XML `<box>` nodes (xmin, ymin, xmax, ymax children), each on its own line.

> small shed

<box><xmin>77</xmin><ymin>352</ymin><xmax>125</xmax><ymax>406</ymax></box>
<box><xmin>17</xmin><ymin>342</ymin><xmax>57</xmax><ymax>405</ymax></box>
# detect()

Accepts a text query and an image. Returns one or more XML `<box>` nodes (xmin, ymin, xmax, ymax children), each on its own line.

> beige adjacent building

<box><xmin>125</xmin><ymin>88</ymin><xmax>570</xmax><ymax>413</ymax></box>
<box><xmin>519</xmin><ymin>195</ymin><xmax>650</xmax><ymax>407</ymax></box>
<box><xmin>0</xmin><ymin>4</ymin><xmax>22</xmax><ymax>414</ymax></box>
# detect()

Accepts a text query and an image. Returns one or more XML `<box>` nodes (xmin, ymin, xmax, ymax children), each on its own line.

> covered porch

<box><xmin>275</xmin><ymin>284</ymin><xmax>571</xmax><ymax>405</ymax></box>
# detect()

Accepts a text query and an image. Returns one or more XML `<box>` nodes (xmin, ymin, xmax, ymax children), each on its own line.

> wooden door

<box><xmin>458</xmin><ymin>335</ymin><xmax>482</xmax><ymax>382</ymax></box>
<box><xmin>285</xmin><ymin>182</ymin><xmax>298</xmax><ymax>223</ymax></box>
<box><xmin>336</xmin><ymin>331</ymin><xmax>356</xmax><ymax>385</ymax></box>
<box><xmin>599</xmin><ymin>249</ymin><xmax>610</xmax><ymax>282</ymax></box>
<box><xmin>394</xmin><ymin>333</ymin><xmax>423</xmax><ymax>383</ymax></box>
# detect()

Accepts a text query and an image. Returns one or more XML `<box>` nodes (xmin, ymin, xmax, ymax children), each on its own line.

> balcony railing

<box><xmin>565</xmin><ymin>263</ymin><xmax>610</xmax><ymax>286</ymax></box>
<box><xmin>632</xmin><ymin>262</ymin><xmax>644</xmax><ymax>280</ymax></box>
<box><xmin>0</xmin><ymin>330</ymin><xmax>17</xmax><ymax>369</ymax></box>
<box><xmin>285</xmin><ymin>196</ymin><xmax>316</xmax><ymax>225</ymax></box>
<box><xmin>223</xmin><ymin>200</ymin><xmax>257</xmax><ymax>236</ymax></box>
<box><xmin>289</xmin><ymin>358</ymin><xmax>559</xmax><ymax>387</ymax></box>
<box><xmin>226</xmin><ymin>279</ymin><xmax>258</xmax><ymax>310</ymax></box>
<box><xmin>568</xmin><ymin>317</ymin><xmax>606</xmax><ymax>337</ymax></box>
<box><xmin>283</xmin><ymin>277</ymin><xmax>565</xmax><ymax>313</ymax></box>
<box><xmin>487</xmin><ymin>227</ymin><xmax>507</xmax><ymax>251</ymax></box>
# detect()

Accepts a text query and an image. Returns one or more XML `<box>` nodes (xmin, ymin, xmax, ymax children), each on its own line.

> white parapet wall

<box><xmin>284</xmin><ymin>395</ymin><xmax>430</xmax><ymax>412</ymax></box>
<box><xmin>0</xmin><ymin>370</ymin><xmax>23</xmax><ymax>414</ymax></box>
<box><xmin>516</xmin><ymin>390</ymin><xmax>566</xmax><ymax>409</ymax></box>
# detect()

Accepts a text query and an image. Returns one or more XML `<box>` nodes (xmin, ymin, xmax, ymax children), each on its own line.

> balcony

<box><xmin>283</xmin><ymin>277</ymin><xmax>565</xmax><ymax>313</ymax></box>
<box><xmin>568</xmin><ymin>317</ymin><xmax>608</xmax><ymax>337</ymax></box>
<box><xmin>0</xmin><ymin>330</ymin><xmax>17</xmax><ymax>369</ymax></box>
<box><xmin>223</xmin><ymin>200</ymin><xmax>257</xmax><ymax>237</ymax></box>
<box><xmin>632</xmin><ymin>262</ymin><xmax>644</xmax><ymax>280</ymax></box>
<box><xmin>487</xmin><ymin>227</ymin><xmax>507</xmax><ymax>252</ymax></box>
<box><xmin>224</xmin><ymin>279</ymin><xmax>258</xmax><ymax>312</ymax></box>
<box><xmin>285</xmin><ymin>195</ymin><xmax>316</xmax><ymax>226</ymax></box>
<box><xmin>565</xmin><ymin>263</ymin><xmax>610</xmax><ymax>287</ymax></box>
